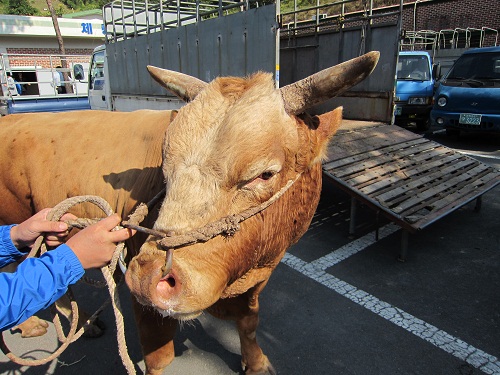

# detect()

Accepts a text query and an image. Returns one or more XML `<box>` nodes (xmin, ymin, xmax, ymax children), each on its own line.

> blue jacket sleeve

<box><xmin>0</xmin><ymin>225</ymin><xmax>27</xmax><ymax>268</ymax></box>
<box><xmin>0</xmin><ymin>225</ymin><xmax>85</xmax><ymax>331</ymax></box>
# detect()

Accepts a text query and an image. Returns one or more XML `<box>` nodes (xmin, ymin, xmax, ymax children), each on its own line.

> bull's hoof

<box><xmin>242</xmin><ymin>355</ymin><xmax>277</xmax><ymax>375</ymax></box>
<box><xmin>81</xmin><ymin>317</ymin><xmax>106</xmax><ymax>338</ymax></box>
<box><xmin>11</xmin><ymin>316</ymin><xmax>49</xmax><ymax>338</ymax></box>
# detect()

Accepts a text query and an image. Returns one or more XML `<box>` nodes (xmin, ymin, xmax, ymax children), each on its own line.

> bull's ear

<box><xmin>280</xmin><ymin>51</ymin><xmax>380</xmax><ymax>115</ymax></box>
<box><xmin>147</xmin><ymin>66</ymin><xmax>208</xmax><ymax>102</ymax></box>
<box><xmin>313</xmin><ymin>107</ymin><xmax>343</xmax><ymax>163</ymax></box>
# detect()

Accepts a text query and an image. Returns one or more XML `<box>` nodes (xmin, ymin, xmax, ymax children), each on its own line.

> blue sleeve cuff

<box><xmin>50</xmin><ymin>244</ymin><xmax>85</xmax><ymax>283</ymax></box>
<box><xmin>0</xmin><ymin>225</ymin><xmax>27</xmax><ymax>268</ymax></box>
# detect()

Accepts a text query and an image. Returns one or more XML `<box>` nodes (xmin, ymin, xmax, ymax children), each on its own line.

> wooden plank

<box><xmin>363</xmin><ymin>156</ymin><xmax>477</xmax><ymax>198</ymax></box>
<box><xmin>412</xmin><ymin>173</ymin><xmax>500</xmax><ymax>228</ymax></box>
<box><xmin>372</xmin><ymin>156</ymin><xmax>475</xmax><ymax>202</ymax></box>
<box><xmin>345</xmin><ymin>150</ymin><xmax>460</xmax><ymax>189</ymax></box>
<box><xmin>399</xmin><ymin>167</ymin><xmax>497</xmax><ymax>216</ymax></box>
<box><xmin>337</xmin><ymin>141</ymin><xmax>440</xmax><ymax>179</ymax></box>
<box><xmin>321</xmin><ymin>123</ymin><xmax>500</xmax><ymax>234</ymax></box>
<box><xmin>324</xmin><ymin>137</ymin><xmax>430</xmax><ymax>171</ymax></box>
<box><xmin>326</xmin><ymin>125</ymin><xmax>421</xmax><ymax>160</ymax></box>
<box><xmin>392</xmin><ymin>164</ymin><xmax>491</xmax><ymax>214</ymax></box>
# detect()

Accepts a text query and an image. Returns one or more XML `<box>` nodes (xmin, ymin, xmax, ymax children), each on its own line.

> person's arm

<box><xmin>0</xmin><ymin>243</ymin><xmax>84</xmax><ymax>330</ymax></box>
<box><xmin>0</xmin><ymin>224</ymin><xmax>27</xmax><ymax>268</ymax></box>
<box><xmin>0</xmin><ymin>212</ymin><xmax>134</xmax><ymax>331</ymax></box>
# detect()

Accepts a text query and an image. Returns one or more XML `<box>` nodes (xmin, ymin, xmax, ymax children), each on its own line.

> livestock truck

<box><xmin>0</xmin><ymin>52</ymin><xmax>91</xmax><ymax>116</ymax></box>
<box><xmin>86</xmin><ymin>0</ymin><xmax>403</xmax><ymax>124</ymax></box>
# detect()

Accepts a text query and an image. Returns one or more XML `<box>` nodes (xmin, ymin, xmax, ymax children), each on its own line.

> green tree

<box><xmin>8</xmin><ymin>0</ymin><xmax>39</xmax><ymax>15</ymax></box>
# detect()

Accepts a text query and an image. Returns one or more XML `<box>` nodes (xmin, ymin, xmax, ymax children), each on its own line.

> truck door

<box><xmin>88</xmin><ymin>48</ymin><xmax>110</xmax><ymax>110</ymax></box>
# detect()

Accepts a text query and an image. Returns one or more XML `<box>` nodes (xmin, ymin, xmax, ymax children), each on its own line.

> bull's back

<box><xmin>0</xmin><ymin>110</ymin><xmax>173</xmax><ymax>224</ymax></box>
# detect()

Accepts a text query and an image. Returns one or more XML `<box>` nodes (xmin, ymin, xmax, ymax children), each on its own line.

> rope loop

<box><xmin>1</xmin><ymin>195</ymin><xmax>136</xmax><ymax>374</ymax></box>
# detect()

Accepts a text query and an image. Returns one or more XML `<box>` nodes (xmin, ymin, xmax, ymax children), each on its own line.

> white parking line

<box><xmin>457</xmin><ymin>151</ymin><xmax>500</xmax><ymax>162</ymax></box>
<box><xmin>282</xmin><ymin>225</ymin><xmax>500</xmax><ymax>375</ymax></box>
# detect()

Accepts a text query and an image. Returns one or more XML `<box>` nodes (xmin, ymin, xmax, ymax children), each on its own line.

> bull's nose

<box><xmin>125</xmin><ymin>245</ymin><xmax>182</xmax><ymax>308</ymax></box>
<box><xmin>156</xmin><ymin>268</ymin><xmax>181</xmax><ymax>301</ymax></box>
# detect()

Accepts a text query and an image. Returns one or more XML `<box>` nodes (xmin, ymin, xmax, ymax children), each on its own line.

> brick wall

<box><xmin>407</xmin><ymin>0</ymin><xmax>499</xmax><ymax>31</ymax></box>
<box><xmin>6</xmin><ymin>47</ymin><xmax>93</xmax><ymax>55</ymax></box>
<box><xmin>4</xmin><ymin>48</ymin><xmax>92</xmax><ymax>68</ymax></box>
<box><xmin>400</xmin><ymin>0</ymin><xmax>499</xmax><ymax>48</ymax></box>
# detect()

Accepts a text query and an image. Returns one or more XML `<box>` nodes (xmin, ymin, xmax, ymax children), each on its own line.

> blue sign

<box><xmin>81</xmin><ymin>22</ymin><xmax>93</xmax><ymax>35</ymax></box>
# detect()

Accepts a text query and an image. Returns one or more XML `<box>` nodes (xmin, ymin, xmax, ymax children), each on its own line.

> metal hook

<box><xmin>161</xmin><ymin>248</ymin><xmax>173</xmax><ymax>278</ymax></box>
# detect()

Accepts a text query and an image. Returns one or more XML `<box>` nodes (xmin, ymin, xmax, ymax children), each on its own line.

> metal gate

<box><xmin>279</xmin><ymin>0</ymin><xmax>402</xmax><ymax>123</ymax></box>
<box><xmin>103</xmin><ymin>0</ymin><xmax>279</xmax><ymax>98</ymax></box>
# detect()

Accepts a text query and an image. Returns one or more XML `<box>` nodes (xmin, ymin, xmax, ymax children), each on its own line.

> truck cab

<box><xmin>394</xmin><ymin>51</ymin><xmax>436</xmax><ymax>131</ymax></box>
<box><xmin>88</xmin><ymin>45</ymin><xmax>111</xmax><ymax>111</ymax></box>
<box><xmin>431</xmin><ymin>46</ymin><xmax>500</xmax><ymax>135</ymax></box>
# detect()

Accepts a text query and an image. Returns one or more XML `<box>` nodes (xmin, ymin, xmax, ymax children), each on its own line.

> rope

<box><xmin>1</xmin><ymin>173</ymin><xmax>300</xmax><ymax>371</ymax></box>
<box><xmin>0</xmin><ymin>195</ymin><xmax>136</xmax><ymax>374</ymax></box>
<box><xmin>129</xmin><ymin>174</ymin><xmax>302</xmax><ymax>249</ymax></box>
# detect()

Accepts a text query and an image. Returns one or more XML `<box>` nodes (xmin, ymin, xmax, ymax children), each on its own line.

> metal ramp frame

<box><xmin>322</xmin><ymin>124</ymin><xmax>500</xmax><ymax>261</ymax></box>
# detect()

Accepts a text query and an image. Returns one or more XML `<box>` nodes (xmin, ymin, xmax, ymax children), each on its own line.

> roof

<box><xmin>62</xmin><ymin>9</ymin><xmax>103</xmax><ymax>20</ymax></box>
<box><xmin>463</xmin><ymin>46</ymin><xmax>500</xmax><ymax>54</ymax></box>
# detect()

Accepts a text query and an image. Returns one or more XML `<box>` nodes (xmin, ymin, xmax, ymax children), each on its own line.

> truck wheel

<box><xmin>416</xmin><ymin>119</ymin><xmax>430</xmax><ymax>131</ymax></box>
<box><xmin>446</xmin><ymin>128</ymin><xmax>460</xmax><ymax>137</ymax></box>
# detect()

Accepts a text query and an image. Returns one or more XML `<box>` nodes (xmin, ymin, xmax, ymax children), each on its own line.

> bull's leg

<box><xmin>209</xmin><ymin>283</ymin><xmax>276</xmax><ymax>375</ymax></box>
<box><xmin>237</xmin><ymin>301</ymin><xmax>276</xmax><ymax>375</ymax></box>
<box><xmin>132</xmin><ymin>298</ymin><xmax>178</xmax><ymax>375</ymax></box>
<box><xmin>55</xmin><ymin>292</ymin><xmax>106</xmax><ymax>338</ymax></box>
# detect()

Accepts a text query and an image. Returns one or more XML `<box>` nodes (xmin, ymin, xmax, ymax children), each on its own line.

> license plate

<box><xmin>394</xmin><ymin>106</ymin><xmax>402</xmax><ymax>116</ymax></box>
<box><xmin>459</xmin><ymin>113</ymin><xmax>481</xmax><ymax>125</ymax></box>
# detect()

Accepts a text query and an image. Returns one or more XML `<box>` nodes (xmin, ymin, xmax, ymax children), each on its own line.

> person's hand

<box><xmin>10</xmin><ymin>208</ymin><xmax>76</xmax><ymax>249</ymax></box>
<box><xmin>66</xmin><ymin>214</ymin><xmax>135</xmax><ymax>269</ymax></box>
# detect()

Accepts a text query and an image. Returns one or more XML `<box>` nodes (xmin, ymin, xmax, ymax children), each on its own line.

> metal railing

<box><xmin>400</xmin><ymin>30</ymin><xmax>438</xmax><ymax>51</ymax></box>
<box><xmin>438</xmin><ymin>27</ymin><xmax>498</xmax><ymax>49</ymax></box>
<box><xmin>279</xmin><ymin>0</ymin><xmax>402</xmax><ymax>38</ymax></box>
<box><xmin>103</xmin><ymin>0</ymin><xmax>271</xmax><ymax>42</ymax></box>
<box><xmin>0</xmin><ymin>53</ymin><xmax>90</xmax><ymax>98</ymax></box>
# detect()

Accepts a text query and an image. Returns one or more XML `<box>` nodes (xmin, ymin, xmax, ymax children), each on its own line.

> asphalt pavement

<box><xmin>1</xmin><ymin>125</ymin><xmax>499</xmax><ymax>375</ymax></box>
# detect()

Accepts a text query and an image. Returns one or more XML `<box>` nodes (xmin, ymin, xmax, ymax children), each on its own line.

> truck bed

<box><xmin>6</xmin><ymin>96</ymin><xmax>90</xmax><ymax>114</ymax></box>
<box><xmin>322</xmin><ymin>123</ymin><xmax>500</xmax><ymax>259</ymax></box>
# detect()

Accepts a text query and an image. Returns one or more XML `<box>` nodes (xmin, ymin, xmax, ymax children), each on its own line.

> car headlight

<box><xmin>437</xmin><ymin>96</ymin><xmax>447</xmax><ymax>107</ymax></box>
<box><xmin>408</xmin><ymin>97</ymin><xmax>428</xmax><ymax>105</ymax></box>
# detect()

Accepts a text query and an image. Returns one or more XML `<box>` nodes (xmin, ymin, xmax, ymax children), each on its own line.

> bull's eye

<box><xmin>259</xmin><ymin>171</ymin><xmax>275</xmax><ymax>181</ymax></box>
<box><xmin>240</xmin><ymin>163</ymin><xmax>281</xmax><ymax>190</ymax></box>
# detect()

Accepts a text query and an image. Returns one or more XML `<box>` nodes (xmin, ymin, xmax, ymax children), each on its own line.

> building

<box><xmin>0</xmin><ymin>13</ymin><xmax>104</xmax><ymax>57</ymax></box>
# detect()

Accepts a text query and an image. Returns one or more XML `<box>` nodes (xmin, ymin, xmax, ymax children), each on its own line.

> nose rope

<box><xmin>123</xmin><ymin>172</ymin><xmax>302</xmax><ymax>250</ymax></box>
<box><xmin>122</xmin><ymin>173</ymin><xmax>302</xmax><ymax>278</ymax></box>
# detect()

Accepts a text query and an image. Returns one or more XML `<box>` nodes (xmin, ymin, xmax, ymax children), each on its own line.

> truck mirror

<box><xmin>432</xmin><ymin>63</ymin><xmax>441</xmax><ymax>80</ymax></box>
<box><xmin>73</xmin><ymin>64</ymin><xmax>85</xmax><ymax>80</ymax></box>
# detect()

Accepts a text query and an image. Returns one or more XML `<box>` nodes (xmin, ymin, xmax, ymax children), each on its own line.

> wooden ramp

<box><xmin>322</xmin><ymin>123</ymin><xmax>500</xmax><ymax>260</ymax></box>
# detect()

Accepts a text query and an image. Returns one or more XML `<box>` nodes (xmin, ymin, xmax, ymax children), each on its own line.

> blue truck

<box><xmin>431</xmin><ymin>46</ymin><xmax>500</xmax><ymax>135</ymax></box>
<box><xmin>0</xmin><ymin>53</ymin><xmax>91</xmax><ymax>116</ymax></box>
<box><xmin>394</xmin><ymin>51</ymin><xmax>438</xmax><ymax>131</ymax></box>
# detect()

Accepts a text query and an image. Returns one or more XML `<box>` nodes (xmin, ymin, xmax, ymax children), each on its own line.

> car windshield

<box><xmin>397</xmin><ymin>55</ymin><xmax>430</xmax><ymax>80</ymax></box>
<box><xmin>447</xmin><ymin>51</ymin><xmax>500</xmax><ymax>81</ymax></box>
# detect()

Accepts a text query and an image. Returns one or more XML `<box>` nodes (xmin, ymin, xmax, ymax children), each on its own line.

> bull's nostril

<box><xmin>166</xmin><ymin>277</ymin><xmax>176</xmax><ymax>288</ymax></box>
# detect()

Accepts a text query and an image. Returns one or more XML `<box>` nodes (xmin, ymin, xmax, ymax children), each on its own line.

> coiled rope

<box><xmin>0</xmin><ymin>195</ymin><xmax>136</xmax><ymax>374</ymax></box>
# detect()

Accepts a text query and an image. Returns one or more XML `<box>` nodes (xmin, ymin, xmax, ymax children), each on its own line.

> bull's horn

<box><xmin>280</xmin><ymin>51</ymin><xmax>380</xmax><ymax>115</ymax></box>
<box><xmin>147</xmin><ymin>66</ymin><xmax>208</xmax><ymax>102</ymax></box>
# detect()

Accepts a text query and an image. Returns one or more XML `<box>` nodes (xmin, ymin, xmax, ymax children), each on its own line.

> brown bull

<box><xmin>0</xmin><ymin>51</ymin><xmax>379</xmax><ymax>374</ymax></box>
